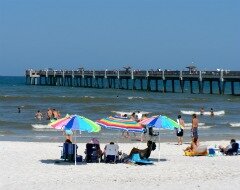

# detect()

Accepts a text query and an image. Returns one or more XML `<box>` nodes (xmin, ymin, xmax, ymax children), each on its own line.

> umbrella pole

<box><xmin>75</xmin><ymin>131</ymin><xmax>77</xmax><ymax>166</ymax></box>
<box><xmin>158</xmin><ymin>132</ymin><xmax>160</xmax><ymax>162</ymax></box>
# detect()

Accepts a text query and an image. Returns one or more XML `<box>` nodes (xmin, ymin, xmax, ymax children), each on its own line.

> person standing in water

<box><xmin>191</xmin><ymin>114</ymin><xmax>199</xmax><ymax>139</ymax></box>
<box><xmin>176</xmin><ymin>115</ymin><xmax>185</xmax><ymax>145</ymax></box>
<box><xmin>35</xmin><ymin>110</ymin><xmax>43</xmax><ymax>121</ymax></box>
<box><xmin>210</xmin><ymin>108</ymin><xmax>214</xmax><ymax>116</ymax></box>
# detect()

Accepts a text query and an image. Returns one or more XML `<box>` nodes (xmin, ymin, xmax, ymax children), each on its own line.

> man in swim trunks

<box><xmin>192</xmin><ymin>114</ymin><xmax>199</xmax><ymax>139</ymax></box>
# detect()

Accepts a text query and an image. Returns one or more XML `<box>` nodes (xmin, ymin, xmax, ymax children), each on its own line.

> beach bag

<box><xmin>208</xmin><ymin>148</ymin><xmax>215</xmax><ymax>156</ymax></box>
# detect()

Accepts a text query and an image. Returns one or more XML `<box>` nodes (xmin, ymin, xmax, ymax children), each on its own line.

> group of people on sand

<box><xmin>64</xmin><ymin>134</ymin><xmax>157</xmax><ymax>163</ymax></box>
<box><xmin>35</xmin><ymin>108</ymin><xmax>61</xmax><ymax>121</ymax></box>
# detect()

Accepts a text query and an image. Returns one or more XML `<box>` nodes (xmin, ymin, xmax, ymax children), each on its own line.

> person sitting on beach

<box><xmin>85</xmin><ymin>138</ymin><xmax>102</xmax><ymax>162</ymax></box>
<box><xmin>64</xmin><ymin>129</ymin><xmax>73</xmax><ymax>142</ymax></box>
<box><xmin>184</xmin><ymin>137</ymin><xmax>207</xmax><ymax>156</ymax></box>
<box><xmin>103</xmin><ymin>142</ymin><xmax>119</xmax><ymax>159</ymax></box>
<box><xmin>65</xmin><ymin>139</ymin><xmax>72</xmax><ymax>143</ymax></box>
<box><xmin>129</xmin><ymin>140</ymin><xmax>156</xmax><ymax>159</ymax></box>
<box><xmin>219</xmin><ymin>139</ymin><xmax>239</xmax><ymax>155</ymax></box>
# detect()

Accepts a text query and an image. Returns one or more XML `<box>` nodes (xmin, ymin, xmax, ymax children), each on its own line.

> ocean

<box><xmin>0</xmin><ymin>76</ymin><xmax>239</xmax><ymax>143</ymax></box>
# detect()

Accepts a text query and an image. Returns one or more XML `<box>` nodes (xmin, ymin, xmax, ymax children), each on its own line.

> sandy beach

<box><xmin>0</xmin><ymin>140</ymin><xmax>239</xmax><ymax>190</ymax></box>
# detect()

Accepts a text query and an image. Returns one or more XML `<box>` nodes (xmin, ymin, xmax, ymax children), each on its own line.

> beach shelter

<box><xmin>142</xmin><ymin>115</ymin><xmax>181</xmax><ymax>161</ymax></box>
<box><xmin>96</xmin><ymin>116</ymin><xmax>144</xmax><ymax>133</ymax></box>
<box><xmin>49</xmin><ymin>114</ymin><xmax>101</xmax><ymax>165</ymax></box>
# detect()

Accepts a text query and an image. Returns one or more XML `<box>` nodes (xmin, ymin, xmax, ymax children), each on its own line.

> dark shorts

<box><xmin>177</xmin><ymin>129</ymin><xmax>184</xmax><ymax>137</ymax></box>
<box><xmin>192</xmin><ymin>128</ymin><xmax>198</xmax><ymax>138</ymax></box>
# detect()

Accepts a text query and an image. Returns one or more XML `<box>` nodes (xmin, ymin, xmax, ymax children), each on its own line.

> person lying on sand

<box><xmin>129</xmin><ymin>140</ymin><xmax>156</xmax><ymax>159</ymax></box>
<box><xmin>184</xmin><ymin>137</ymin><xmax>207</xmax><ymax>156</ymax></box>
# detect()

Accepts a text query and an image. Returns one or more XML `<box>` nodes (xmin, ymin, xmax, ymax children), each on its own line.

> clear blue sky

<box><xmin>0</xmin><ymin>0</ymin><xmax>239</xmax><ymax>76</ymax></box>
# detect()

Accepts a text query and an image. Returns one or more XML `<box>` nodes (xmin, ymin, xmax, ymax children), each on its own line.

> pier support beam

<box><xmin>210</xmin><ymin>81</ymin><xmax>213</xmax><ymax>94</ymax></box>
<box><xmin>231</xmin><ymin>81</ymin><xmax>235</xmax><ymax>95</ymax></box>
<box><xmin>147</xmin><ymin>79</ymin><xmax>151</xmax><ymax>91</ymax></box>
<box><xmin>190</xmin><ymin>80</ymin><xmax>193</xmax><ymax>94</ymax></box>
<box><xmin>180</xmin><ymin>80</ymin><xmax>184</xmax><ymax>93</ymax></box>
<box><xmin>163</xmin><ymin>80</ymin><xmax>167</xmax><ymax>93</ymax></box>
<box><xmin>172</xmin><ymin>80</ymin><xmax>175</xmax><ymax>93</ymax></box>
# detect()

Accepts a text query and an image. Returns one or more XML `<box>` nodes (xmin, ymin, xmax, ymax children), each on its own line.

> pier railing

<box><xmin>25</xmin><ymin>69</ymin><xmax>240</xmax><ymax>95</ymax></box>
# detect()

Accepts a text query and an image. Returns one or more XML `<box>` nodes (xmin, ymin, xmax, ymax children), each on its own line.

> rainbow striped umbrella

<box><xmin>49</xmin><ymin>114</ymin><xmax>101</xmax><ymax>132</ymax></box>
<box><xmin>49</xmin><ymin>114</ymin><xmax>71</xmax><ymax>130</ymax></box>
<box><xmin>96</xmin><ymin>116</ymin><xmax>143</xmax><ymax>133</ymax></box>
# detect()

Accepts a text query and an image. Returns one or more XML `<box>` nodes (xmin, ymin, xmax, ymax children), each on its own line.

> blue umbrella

<box><xmin>147</xmin><ymin>115</ymin><xmax>181</xmax><ymax>130</ymax></box>
<box><xmin>146</xmin><ymin>115</ymin><xmax>181</xmax><ymax>161</ymax></box>
<box><xmin>64</xmin><ymin>115</ymin><xmax>101</xmax><ymax>132</ymax></box>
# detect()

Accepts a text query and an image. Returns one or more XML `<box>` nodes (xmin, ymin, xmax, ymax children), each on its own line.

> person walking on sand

<box><xmin>191</xmin><ymin>114</ymin><xmax>199</xmax><ymax>139</ymax></box>
<box><xmin>176</xmin><ymin>115</ymin><xmax>185</xmax><ymax>145</ymax></box>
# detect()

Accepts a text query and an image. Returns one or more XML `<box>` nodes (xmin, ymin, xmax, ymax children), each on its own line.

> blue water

<box><xmin>0</xmin><ymin>76</ymin><xmax>240</xmax><ymax>142</ymax></box>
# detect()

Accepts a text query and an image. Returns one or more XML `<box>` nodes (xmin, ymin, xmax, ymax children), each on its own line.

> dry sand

<box><xmin>0</xmin><ymin>140</ymin><xmax>239</xmax><ymax>190</ymax></box>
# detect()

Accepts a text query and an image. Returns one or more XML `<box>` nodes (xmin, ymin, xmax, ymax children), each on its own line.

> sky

<box><xmin>0</xmin><ymin>0</ymin><xmax>239</xmax><ymax>76</ymax></box>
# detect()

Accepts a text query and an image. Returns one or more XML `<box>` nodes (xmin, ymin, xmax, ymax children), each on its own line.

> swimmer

<box><xmin>200</xmin><ymin>107</ymin><xmax>204</xmax><ymax>115</ymax></box>
<box><xmin>47</xmin><ymin>108</ymin><xmax>53</xmax><ymax>120</ymax></box>
<box><xmin>210</xmin><ymin>108</ymin><xmax>214</xmax><ymax>116</ymax></box>
<box><xmin>35</xmin><ymin>110</ymin><xmax>43</xmax><ymax>120</ymax></box>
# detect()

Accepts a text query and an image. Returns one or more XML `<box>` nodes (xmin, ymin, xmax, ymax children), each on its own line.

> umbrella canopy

<box><xmin>147</xmin><ymin>115</ymin><xmax>181</xmax><ymax>130</ymax></box>
<box><xmin>138</xmin><ymin>116</ymin><xmax>157</xmax><ymax>126</ymax></box>
<box><xmin>64</xmin><ymin>115</ymin><xmax>101</xmax><ymax>132</ymax></box>
<box><xmin>49</xmin><ymin>114</ymin><xmax>71</xmax><ymax>129</ymax></box>
<box><xmin>49</xmin><ymin>114</ymin><xmax>101</xmax><ymax>132</ymax></box>
<box><xmin>96</xmin><ymin>116</ymin><xmax>143</xmax><ymax>133</ymax></box>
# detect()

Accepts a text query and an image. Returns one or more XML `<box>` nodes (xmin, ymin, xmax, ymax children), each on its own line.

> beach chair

<box><xmin>236</xmin><ymin>141</ymin><xmax>240</xmax><ymax>155</ymax></box>
<box><xmin>104</xmin><ymin>143</ymin><xmax>119</xmax><ymax>163</ymax></box>
<box><xmin>85</xmin><ymin>143</ymin><xmax>101</xmax><ymax>163</ymax></box>
<box><xmin>227</xmin><ymin>142</ymin><xmax>239</xmax><ymax>155</ymax></box>
<box><xmin>61</xmin><ymin>143</ymin><xmax>78</xmax><ymax>162</ymax></box>
<box><xmin>130</xmin><ymin>153</ymin><xmax>153</xmax><ymax>165</ymax></box>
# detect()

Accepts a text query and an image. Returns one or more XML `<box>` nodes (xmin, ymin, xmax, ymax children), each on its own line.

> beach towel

<box><xmin>130</xmin><ymin>153</ymin><xmax>153</xmax><ymax>165</ymax></box>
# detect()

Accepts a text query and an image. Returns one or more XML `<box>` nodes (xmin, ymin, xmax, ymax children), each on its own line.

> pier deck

<box><xmin>25</xmin><ymin>69</ymin><xmax>240</xmax><ymax>95</ymax></box>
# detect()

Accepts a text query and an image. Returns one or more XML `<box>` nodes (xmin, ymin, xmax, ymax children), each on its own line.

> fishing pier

<box><xmin>25</xmin><ymin>69</ymin><xmax>240</xmax><ymax>95</ymax></box>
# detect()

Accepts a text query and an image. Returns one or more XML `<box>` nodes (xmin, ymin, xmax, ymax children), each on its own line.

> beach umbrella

<box><xmin>49</xmin><ymin>114</ymin><xmax>71</xmax><ymax>129</ymax></box>
<box><xmin>144</xmin><ymin>115</ymin><xmax>181</xmax><ymax>161</ymax></box>
<box><xmin>49</xmin><ymin>114</ymin><xmax>101</xmax><ymax>165</ymax></box>
<box><xmin>96</xmin><ymin>116</ymin><xmax>144</xmax><ymax>133</ymax></box>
